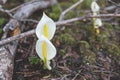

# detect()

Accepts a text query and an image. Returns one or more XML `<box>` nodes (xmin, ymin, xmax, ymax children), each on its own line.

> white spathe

<box><xmin>91</xmin><ymin>1</ymin><xmax>100</xmax><ymax>12</ymax></box>
<box><xmin>36</xmin><ymin>35</ymin><xmax>56</xmax><ymax>61</ymax></box>
<box><xmin>95</xmin><ymin>18</ymin><xmax>102</xmax><ymax>27</ymax></box>
<box><xmin>36</xmin><ymin>13</ymin><xmax>56</xmax><ymax>40</ymax></box>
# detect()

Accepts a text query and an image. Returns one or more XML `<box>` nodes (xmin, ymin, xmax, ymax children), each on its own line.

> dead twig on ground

<box><xmin>72</xmin><ymin>70</ymin><xmax>82</xmax><ymax>80</ymax></box>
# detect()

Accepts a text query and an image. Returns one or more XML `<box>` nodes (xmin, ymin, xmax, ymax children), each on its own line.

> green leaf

<box><xmin>0</xmin><ymin>18</ymin><xmax>5</xmax><ymax>25</ymax></box>
<box><xmin>29</xmin><ymin>56</ymin><xmax>40</xmax><ymax>65</ymax></box>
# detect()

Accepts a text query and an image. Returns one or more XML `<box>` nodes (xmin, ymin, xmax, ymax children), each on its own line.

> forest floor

<box><xmin>0</xmin><ymin>0</ymin><xmax>120</xmax><ymax>80</ymax></box>
<box><xmin>13</xmin><ymin>25</ymin><xmax>120</xmax><ymax>80</ymax></box>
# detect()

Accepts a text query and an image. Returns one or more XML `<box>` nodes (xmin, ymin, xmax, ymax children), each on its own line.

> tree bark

<box><xmin>0</xmin><ymin>0</ymin><xmax>56</xmax><ymax>80</ymax></box>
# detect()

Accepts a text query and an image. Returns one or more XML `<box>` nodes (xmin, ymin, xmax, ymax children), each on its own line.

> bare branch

<box><xmin>0</xmin><ymin>29</ymin><xmax>35</xmax><ymax>46</ymax></box>
<box><xmin>59</xmin><ymin>0</ymin><xmax>84</xmax><ymax>21</ymax></box>
<box><xmin>0</xmin><ymin>6</ymin><xmax>14</xmax><ymax>18</ymax></box>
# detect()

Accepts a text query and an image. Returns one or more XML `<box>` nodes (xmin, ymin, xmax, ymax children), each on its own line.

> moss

<box><xmin>29</xmin><ymin>56</ymin><xmax>41</xmax><ymax>65</ymax></box>
<box><xmin>80</xmin><ymin>0</ymin><xmax>92</xmax><ymax>9</ymax></box>
<box><xmin>0</xmin><ymin>18</ymin><xmax>5</xmax><ymax>25</ymax></box>
<box><xmin>71</xmin><ymin>0</ymin><xmax>78</xmax><ymax>3</ymax></box>
<box><xmin>79</xmin><ymin>40</ymin><xmax>90</xmax><ymax>49</ymax></box>
<box><xmin>77</xmin><ymin>40</ymin><xmax>96</xmax><ymax>64</ymax></box>
<box><xmin>106</xmin><ymin>42</ymin><xmax>120</xmax><ymax>56</ymax></box>
<box><xmin>60</xmin><ymin>2</ymin><xmax>73</xmax><ymax>10</ymax></box>
<box><xmin>45</xmin><ymin>4</ymin><xmax>60</xmax><ymax>21</ymax></box>
<box><xmin>83</xmin><ymin>52</ymin><xmax>96</xmax><ymax>64</ymax></box>
<box><xmin>48</xmin><ymin>5</ymin><xmax>61</xmax><ymax>21</ymax></box>
<box><xmin>64</xmin><ymin>11</ymin><xmax>76</xmax><ymax>19</ymax></box>
<box><xmin>0</xmin><ymin>18</ymin><xmax>5</xmax><ymax>34</ymax></box>
<box><xmin>58</xmin><ymin>33</ymin><xmax>75</xmax><ymax>45</ymax></box>
<box><xmin>59</xmin><ymin>49</ymin><xmax>66</xmax><ymax>56</ymax></box>
<box><xmin>105</xmin><ymin>23</ymin><xmax>113</xmax><ymax>30</ymax></box>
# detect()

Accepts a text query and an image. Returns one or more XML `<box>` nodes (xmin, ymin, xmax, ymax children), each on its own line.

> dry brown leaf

<box><xmin>55</xmin><ymin>39</ymin><xmax>60</xmax><ymax>46</ymax></box>
<box><xmin>11</xmin><ymin>27</ymin><xmax>20</xmax><ymax>36</ymax></box>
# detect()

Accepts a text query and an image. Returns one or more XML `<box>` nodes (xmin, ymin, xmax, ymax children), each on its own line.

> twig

<box><xmin>0</xmin><ymin>7</ymin><xmax>14</xmax><ymax>18</ymax></box>
<box><xmin>72</xmin><ymin>70</ymin><xmax>82</xmax><ymax>80</ymax></box>
<box><xmin>20</xmin><ymin>13</ymin><xmax>120</xmax><ymax>23</ymax></box>
<box><xmin>88</xmin><ymin>13</ymin><xmax>120</xmax><ymax>18</ymax></box>
<box><xmin>108</xmin><ymin>0</ymin><xmax>120</xmax><ymax>7</ymax></box>
<box><xmin>19</xmin><ymin>19</ymin><xmax>38</xmax><ymax>23</ymax></box>
<box><xmin>59</xmin><ymin>0</ymin><xmax>84</xmax><ymax>21</ymax></box>
<box><xmin>8</xmin><ymin>3</ymin><xmax>25</xmax><ymax>12</ymax></box>
<box><xmin>0</xmin><ymin>13</ymin><xmax>120</xmax><ymax>45</ymax></box>
<box><xmin>61</xmin><ymin>74</ymin><xmax>71</xmax><ymax>80</ymax></box>
<box><xmin>0</xmin><ymin>29</ymin><xmax>35</xmax><ymax>46</ymax></box>
<box><xmin>100</xmin><ymin>4</ymin><xmax>120</xmax><ymax>11</ymax></box>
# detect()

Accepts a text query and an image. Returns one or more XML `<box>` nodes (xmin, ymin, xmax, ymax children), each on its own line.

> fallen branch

<box><xmin>0</xmin><ymin>29</ymin><xmax>35</xmax><ymax>46</ymax></box>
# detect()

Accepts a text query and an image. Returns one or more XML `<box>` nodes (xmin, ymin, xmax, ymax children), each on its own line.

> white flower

<box><xmin>91</xmin><ymin>1</ymin><xmax>100</xmax><ymax>12</ymax></box>
<box><xmin>36</xmin><ymin>13</ymin><xmax>56</xmax><ymax>40</ymax></box>
<box><xmin>95</xmin><ymin>18</ymin><xmax>102</xmax><ymax>27</ymax></box>
<box><xmin>35</xmin><ymin>12</ymin><xmax>57</xmax><ymax>70</ymax></box>
<box><xmin>36</xmin><ymin>35</ymin><xmax>56</xmax><ymax>70</ymax></box>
